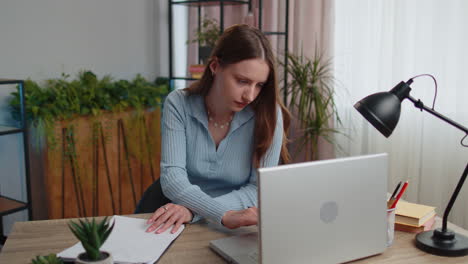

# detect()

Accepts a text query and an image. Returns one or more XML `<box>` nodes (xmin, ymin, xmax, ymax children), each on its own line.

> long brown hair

<box><xmin>186</xmin><ymin>24</ymin><xmax>290</xmax><ymax>167</ymax></box>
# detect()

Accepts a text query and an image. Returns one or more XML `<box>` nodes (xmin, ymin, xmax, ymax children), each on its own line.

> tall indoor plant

<box><xmin>282</xmin><ymin>50</ymin><xmax>342</xmax><ymax>160</ymax></box>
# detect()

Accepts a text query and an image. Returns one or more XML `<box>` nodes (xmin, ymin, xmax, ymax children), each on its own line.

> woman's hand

<box><xmin>145</xmin><ymin>203</ymin><xmax>193</xmax><ymax>234</ymax></box>
<box><xmin>222</xmin><ymin>207</ymin><xmax>258</xmax><ymax>229</ymax></box>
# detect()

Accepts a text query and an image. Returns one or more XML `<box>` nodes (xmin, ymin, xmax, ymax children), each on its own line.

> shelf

<box><xmin>171</xmin><ymin>77</ymin><xmax>199</xmax><ymax>81</ymax></box>
<box><xmin>264</xmin><ymin>31</ymin><xmax>287</xmax><ymax>36</ymax></box>
<box><xmin>168</xmin><ymin>0</ymin><xmax>289</xmax><ymax>94</ymax></box>
<box><xmin>0</xmin><ymin>78</ymin><xmax>31</xmax><ymax>233</ymax></box>
<box><xmin>0</xmin><ymin>79</ymin><xmax>23</xmax><ymax>85</ymax></box>
<box><xmin>0</xmin><ymin>78</ymin><xmax>31</xmax><ymax>224</ymax></box>
<box><xmin>172</xmin><ymin>0</ymin><xmax>250</xmax><ymax>6</ymax></box>
<box><xmin>0</xmin><ymin>125</ymin><xmax>23</xmax><ymax>136</ymax></box>
<box><xmin>0</xmin><ymin>196</ymin><xmax>28</xmax><ymax>217</ymax></box>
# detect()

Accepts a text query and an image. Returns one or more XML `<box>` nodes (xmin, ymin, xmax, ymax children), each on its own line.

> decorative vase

<box><xmin>199</xmin><ymin>46</ymin><xmax>212</xmax><ymax>64</ymax></box>
<box><xmin>75</xmin><ymin>251</ymin><xmax>113</xmax><ymax>264</ymax></box>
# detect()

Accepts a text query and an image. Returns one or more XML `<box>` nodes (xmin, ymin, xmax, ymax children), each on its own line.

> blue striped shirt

<box><xmin>160</xmin><ymin>89</ymin><xmax>283</xmax><ymax>224</ymax></box>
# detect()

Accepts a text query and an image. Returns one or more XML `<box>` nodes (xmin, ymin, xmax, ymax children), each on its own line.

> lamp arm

<box><xmin>406</xmin><ymin>95</ymin><xmax>468</xmax><ymax>134</ymax></box>
<box><xmin>406</xmin><ymin>95</ymin><xmax>468</xmax><ymax>232</ymax></box>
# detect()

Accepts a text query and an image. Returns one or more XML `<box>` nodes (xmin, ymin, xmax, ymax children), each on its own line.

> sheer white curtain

<box><xmin>334</xmin><ymin>0</ymin><xmax>468</xmax><ymax>229</ymax></box>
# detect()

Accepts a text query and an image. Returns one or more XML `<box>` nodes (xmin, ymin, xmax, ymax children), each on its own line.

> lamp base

<box><xmin>415</xmin><ymin>228</ymin><xmax>468</xmax><ymax>257</ymax></box>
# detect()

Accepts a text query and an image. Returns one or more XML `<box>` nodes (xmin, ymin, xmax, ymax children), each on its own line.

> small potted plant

<box><xmin>188</xmin><ymin>16</ymin><xmax>220</xmax><ymax>78</ymax></box>
<box><xmin>31</xmin><ymin>254</ymin><xmax>64</xmax><ymax>264</ymax></box>
<box><xmin>68</xmin><ymin>217</ymin><xmax>115</xmax><ymax>264</ymax></box>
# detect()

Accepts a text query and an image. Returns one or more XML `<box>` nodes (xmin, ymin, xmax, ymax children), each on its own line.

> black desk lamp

<box><xmin>354</xmin><ymin>75</ymin><xmax>468</xmax><ymax>257</ymax></box>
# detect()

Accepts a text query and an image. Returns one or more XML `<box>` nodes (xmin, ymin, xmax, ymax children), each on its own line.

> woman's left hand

<box><xmin>222</xmin><ymin>207</ymin><xmax>258</xmax><ymax>229</ymax></box>
<box><xmin>145</xmin><ymin>203</ymin><xmax>193</xmax><ymax>234</ymax></box>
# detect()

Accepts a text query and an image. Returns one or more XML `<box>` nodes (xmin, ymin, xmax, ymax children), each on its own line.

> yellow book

<box><xmin>395</xmin><ymin>200</ymin><xmax>436</xmax><ymax>227</ymax></box>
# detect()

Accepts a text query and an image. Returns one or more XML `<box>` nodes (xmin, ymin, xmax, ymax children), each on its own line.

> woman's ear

<box><xmin>209</xmin><ymin>57</ymin><xmax>219</xmax><ymax>75</ymax></box>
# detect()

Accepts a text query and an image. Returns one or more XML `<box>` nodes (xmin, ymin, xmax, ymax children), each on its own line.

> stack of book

<box><xmin>395</xmin><ymin>200</ymin><xmax>436</xmax><ymax>233</ymax></box>
<box><xmin>188</xmin><ymin>64</ymin><xmax>205</xmax><ymax>79</ymax></box>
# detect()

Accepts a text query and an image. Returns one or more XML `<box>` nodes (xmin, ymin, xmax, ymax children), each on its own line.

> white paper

<box><xmin>58</xmin><ymin>215</ymin><xmax>184</xmax><ymax>264</ymax></box>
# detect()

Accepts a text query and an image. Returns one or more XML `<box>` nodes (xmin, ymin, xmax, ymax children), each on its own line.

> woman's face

<box><xmin>209</xmin><ymin>58</ymin><xmax>269</xmax><ymax>112</ymax></box>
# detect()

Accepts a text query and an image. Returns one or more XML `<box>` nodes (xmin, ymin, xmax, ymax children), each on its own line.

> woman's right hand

<box><xmin>145</xmin><ymin>203</ymin><xmax>193</xmax><ymax>234</ymax></box>
<box><xmin>222</xmin><ymin>207</ymin><xmax>258</xmax><ymax>229</ymax></box>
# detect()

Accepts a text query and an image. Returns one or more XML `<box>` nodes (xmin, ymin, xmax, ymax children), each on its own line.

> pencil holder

<box><xmin>387</xmin><ymin>208</ymin><xmax>396</xmax><ymax>247</ymax></box>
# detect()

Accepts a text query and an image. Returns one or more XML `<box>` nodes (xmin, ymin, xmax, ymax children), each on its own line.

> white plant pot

<box><xmin>75</xmin><ymin>251</ymin><xmax>113</xmax><ymax>264</ymax></box>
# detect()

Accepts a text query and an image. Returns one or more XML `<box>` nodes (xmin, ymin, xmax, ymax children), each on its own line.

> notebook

<box><xmin>58</xmin><ymin>215</ymin><xmax>184</xmax><ymax>264</ymax></box>
<box><xmin>210</xmin><ymin>153</ymin><xmax>388</xmax><ymax>264</ymax></box>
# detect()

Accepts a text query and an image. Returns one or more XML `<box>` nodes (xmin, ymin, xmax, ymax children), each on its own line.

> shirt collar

<box><xmin>187</xmin><ymin>93</ymin><xmax>255</xmax><ymax>131</ymax></box>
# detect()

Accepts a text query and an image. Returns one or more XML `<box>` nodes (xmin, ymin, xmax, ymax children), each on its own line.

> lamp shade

<box><xmin>354</xmin><ymin>92</ymin><xmax>401</xmax><ymax>138</ymax></box>
<box><xmin>354</xmin><ymin>81</ymin><xmax>413</xmax><ymax>137</ymax></box>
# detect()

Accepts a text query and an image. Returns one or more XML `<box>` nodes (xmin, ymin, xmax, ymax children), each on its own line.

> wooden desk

<box><xmin>1</xmin><ymin>214</ymin><xmax>468</xmax><ymax>264</ymax></box>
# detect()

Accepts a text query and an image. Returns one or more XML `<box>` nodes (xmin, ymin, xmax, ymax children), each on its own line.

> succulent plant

<box><xmin>31</xmin><ymin>254</ymin><xmax>64</xmax><ymax>264</ymax></box>
<box><xmin>68</xmin><ymin>217</ymin><xmax>115</xmax><ymax>261</ymax></box>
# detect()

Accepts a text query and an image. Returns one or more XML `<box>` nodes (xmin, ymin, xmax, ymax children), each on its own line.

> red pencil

<box><xmin>390</xmin><ymin>181</ymin><xmax>409</xmax><ymax>209</ymax></box>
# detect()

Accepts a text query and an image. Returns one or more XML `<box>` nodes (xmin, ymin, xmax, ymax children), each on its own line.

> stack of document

<box><xmin>58</xmin><ymin>215</ymin><xmax>184</xmax><ymax>264</ymax></box>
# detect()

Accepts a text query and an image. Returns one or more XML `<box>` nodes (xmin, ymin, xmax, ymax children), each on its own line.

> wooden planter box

<box><xmin>30</xmin><ymin>108</ymin><xmax>161</xmax><ymax>219</ymax></box>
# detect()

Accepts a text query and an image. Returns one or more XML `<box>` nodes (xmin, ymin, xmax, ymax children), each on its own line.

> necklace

<box><xmin>207</xmin><ymin>110</ymin><xmax>233</xmax><ymax>129</ymax></box>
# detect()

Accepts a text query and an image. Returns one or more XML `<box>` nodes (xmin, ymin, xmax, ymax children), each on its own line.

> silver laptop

<box><xmin>210</xmin><ymin>153</ymin><xmax>388</xmax><ymax>264</ymax></box>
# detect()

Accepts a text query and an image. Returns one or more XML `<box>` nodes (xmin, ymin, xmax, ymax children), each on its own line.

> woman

<box><xmin>144</xmin><ymin>24</ymin><xmax>290</xmax><ymax>234</ymax></box>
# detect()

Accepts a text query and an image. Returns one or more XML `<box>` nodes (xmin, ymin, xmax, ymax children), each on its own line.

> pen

<box><xmin>390</xmin><ymin>181</ymin><xmax>409</xmax><ymax>209</ymax></box>
<box><xmin>387</xmin><ymin>181</ymin><xmax>402</xmax><ymax>209</ymax></box>
<box><xmin>390</xmin><ymin>181</ymin><xmax>402</xmax><ymax>200</ymax></box>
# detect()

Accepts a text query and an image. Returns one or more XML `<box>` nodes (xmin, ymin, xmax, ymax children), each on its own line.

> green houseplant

<box><xmin>188</xmin><ymin>16</ymin><xmax>220</xmax><ymax>65</ymax></box>
<box><xmin>8</xmin><ymin>71</ymin><xmax>168</xmax><ymax>150</ymax></box>
<box><xmin>68</xmin><ymin>217</ymin><xmax>115</xmax><ymax>264</ymax></box>
<box><xmin>31</xmin><ymin>254</ymin><xmax>64</xmax><ymax>264</ymax></box>
<box><xmin>282</xmin><ymin>50</ymin><xmax>343</xmax><ymax>160</ymax></box>
<box><xmin>187</xmin><ymin>16</ymin><xmax>220</xmax><ymax>78</ymax></box>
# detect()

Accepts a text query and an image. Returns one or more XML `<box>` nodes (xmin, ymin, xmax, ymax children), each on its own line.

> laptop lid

<box><xmin>258</xmin><ymin>153</ymin><xmax>388</xmax><ymax>264</ymax></box>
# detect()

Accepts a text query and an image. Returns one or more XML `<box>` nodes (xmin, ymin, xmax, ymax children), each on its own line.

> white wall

<box><xmin>0</xmin><ymin>0</ymin><xmax>168</xmax><ymax>80</ymax></box>
<box><xmin>0</xmin><ymin>0</ymin><xmax>168</xmax><ymax>235</ymax></box>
